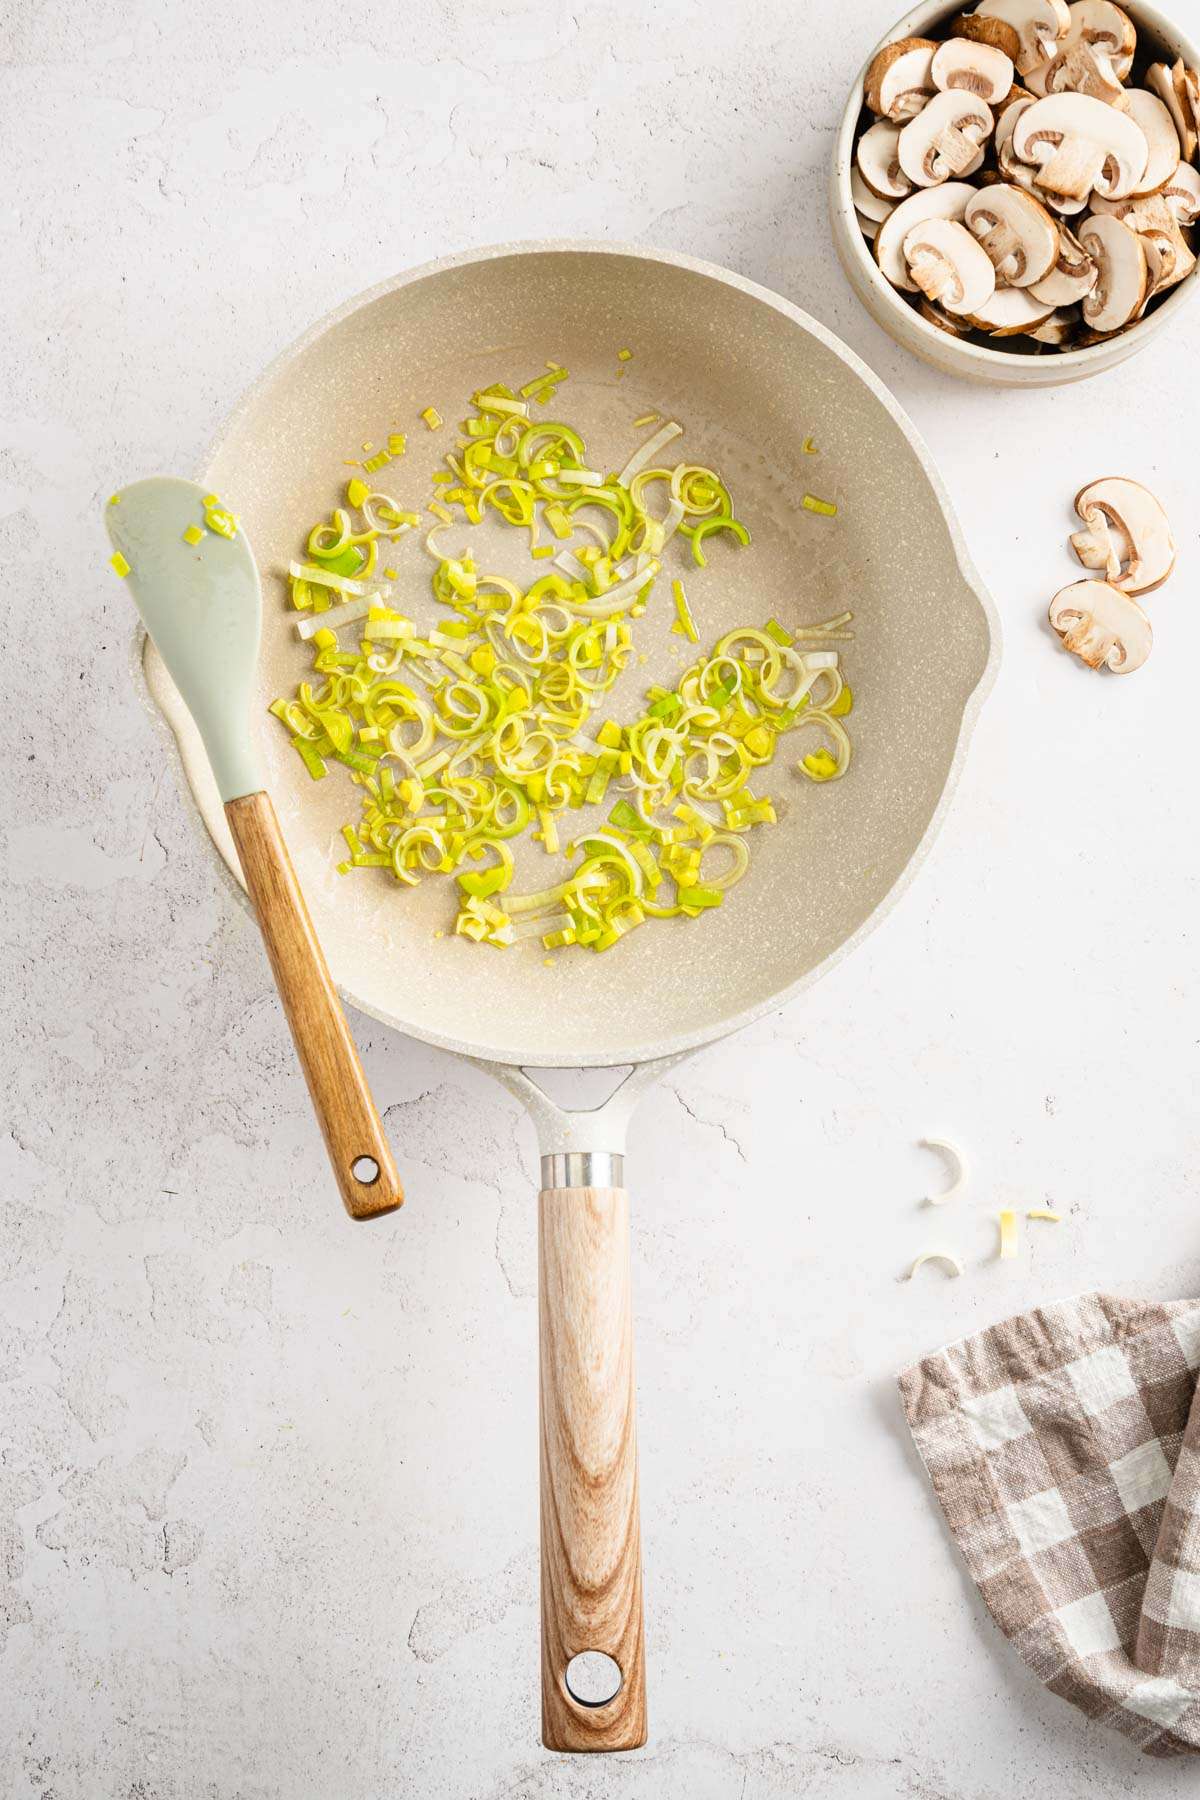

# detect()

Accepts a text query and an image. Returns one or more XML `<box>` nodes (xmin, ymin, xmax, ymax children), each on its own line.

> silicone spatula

<box><xmin>106</xmin><ymin>477</ymin><xmax>402</xmax><ymax>1221</ymax></box>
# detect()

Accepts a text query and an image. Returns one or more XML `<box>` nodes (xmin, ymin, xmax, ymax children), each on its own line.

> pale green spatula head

<box><xmin>106</xmin><ymin>477</ymin><xmax>262</xmax><ymax>803</ymax></box>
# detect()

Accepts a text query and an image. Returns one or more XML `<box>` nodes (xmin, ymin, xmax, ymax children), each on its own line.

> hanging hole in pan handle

<box><xmin>351</xmin><ymin>1155</ymin><xmax>381</xmax><ymax>1185</ymax></box>
<box><xmin>564</xmin><ymin>1651</ymin><xmax>623</xmax><ymax>1708</ymax></box>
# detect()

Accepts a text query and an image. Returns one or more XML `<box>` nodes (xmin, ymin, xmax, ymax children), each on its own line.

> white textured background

<box><xmin>3</xmin><ymin>1</ymin><xmax>1200</xmax><ymax>1795</ymax></box>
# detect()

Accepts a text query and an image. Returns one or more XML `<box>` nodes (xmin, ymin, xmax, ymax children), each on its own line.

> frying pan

<box><xmin>136</xmin><ymin>242</ymin><xmax>999</xmax><ymax>1751</ymax></box>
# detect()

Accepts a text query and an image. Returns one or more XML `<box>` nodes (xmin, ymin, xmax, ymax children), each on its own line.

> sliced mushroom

<box><xmin>1124</xmin><ymin>89</ymin><xmax>1182</xmax><ymax>196</ymax></box>
<box><xmin>1033</xmin><ymin>182</ymin><xmax>1090</xmax><ymax>216</ymax></box>
<box><xmin>997</xmin><ymin>93</ymin><xmax>1037</xmax><ymax>165</ymax></box>
<box><xmin>1161</xmin><ymin>161</ymin><xmax>1200</xmax><ymax>229</ymax></box>
<box><xmin>1186</xmin><ymin>65</ymin><xmax>1200</xmax><ymax>144</ymax></box>
<box><xmin>931</xmin><ymin>37</ymin><xmax>1015</xmax><ymax>103</ymax></box>
<box><xmin>856</xmin><ymin>119</ymin><xmax>913</xmax><ymax>201</ymax></box>
<box><xmin>902</xmin><ymin>216</ymin><xmax>998</xmax><ymax>311</ymax></box>
<box><xmin>1042</xmin><ymin>39</ymin><xmax>1128</xmax><ymax>108</ymax></box>
<box><xmin>964</xmin><ymin>183</ymin><xmax>1060</xmax><ymax>284</ymax></box>
<box><xmin>1048</xmin><ymin>580</ymin><xmax>1151</xmax><ymax>672</ymax></box>
<box><xmin>962</xmin><ymin>285</ymin><xmax>1056</xmax><ymax>332</ymax></box>
<box><xmin>950</xmin><ymin>12</ymin><xmax>1023</xmax><ymax>62</ymax></box>
<box><xmin>917</xmin><ymin>296</ymin><xmax>976</xmax><ymax>334</ymax></box>
<box><xmin>874</xmin><ymin>182</ymin><xmax>977</xmax><ymax>287</ymax></box>
<box><xmin>1028</xmin><ymin>220</ymin><xmax>1098</xmax><ymax>301</ymax></box>
<box><xmin>865</xmin><ymin>37</ymin><xmax>940</xmax><ymax>121</ymax></box>
<box><xmin>1013</xmin><ymin>92</ymin><xmax>1149</xmax><ymax>202</ymax></box>
<box><xmin>856</xmin><ymin>209</ymin><xmax>881</xmax><ymax>240</ymax></box>
<box><xmin>1028</xmin><ymin>303</ymin><xmax>1081</xmax><ymax>342</ymax></box>
<box><xmin>1058</xmin><ymin>1</ymin><xmax>1136</xmax><ymax>79</ymax></box>
<box><xmin>996</xmin><ymin>105</ymin><xmax>1092</xmax><ymax>213</ymax></box>
<box><xmin>1071</xmin><ymin>477</ymin><xmax>1175</xmax><ymax>595</ymax></box>
<box><xmin>1024</xmin><ymin>55</ymin><xmax>1055</xmax><ymax>95</ymax></box>
<box><xmin>898</xmin><ymin>90</ymin><xmax>994</xmax><ymax>186</ymax></box>
<box><xmin>852</xmin><ymin>167</ymin><xmax>897</xmax><ymax>223</ymax></box>
<box><xmin>975</xmin><ymin>0</ymin><xmax>1070</xmax><ymax>77</ymax></box>
<box><xmin>1147</xmin><ymin>61</ymin><xmax>1198</xmax><ymax>163</ymax></box>
<box><xmin>1089</xmin><ymin>188</ymin><xmax>1176</xmax><ymax>231</ymax></box>
<box><xmin>1078</xmin><ymin>212</ymin><xmax>1148</xmax><ymax>329</ymax></box>
<box><xmin>1139</xmin><ymin>227</ymin><xmax>1196</xmax><ymax>303</ymax></box>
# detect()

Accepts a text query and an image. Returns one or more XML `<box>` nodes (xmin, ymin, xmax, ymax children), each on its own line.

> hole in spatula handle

<box><xmin>351</xmin><ymin>1156</ymin><xmax>381</xmax><ymax>1185</ymax></box>
<box><xmin>564</xmin><ymin>1651</ymin><xmax>622</xmax><ymax>1707</ymax></box>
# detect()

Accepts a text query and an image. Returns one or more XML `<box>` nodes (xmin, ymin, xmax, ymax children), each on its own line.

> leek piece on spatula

<box><xmin>106</xmin><ymin>477</ymin><xmax>402</xmax><ymax>1221</ymax></box>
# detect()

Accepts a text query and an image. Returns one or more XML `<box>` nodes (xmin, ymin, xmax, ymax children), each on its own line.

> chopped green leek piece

<box><xmin>690</xmin><ymin>516</ymin><xmax>750</xmax><ymax>568</ymax></box>
<box><xmin>671</xmin><ymin>578</ymin><xmax>699</xmax><ymax>643</ymax></box>
<box><xmin>420</xmin><ymin>407</ymin><xmax>443</xmax><ymax>430</ymax></box>
<box><xmin>204</xmin><ymin>497</ymin><xmax>238</xmax><ymax>538</ymax></box>
<box><xmin>110</xmin><ymin>552</ymin><xmax>131</xmax><ymax>577</ymax></box>
<box><xmin>677</xmin><ymin>885</ymin><xmax>723</xmax><ymax>909</ymax></box>
<box><xmin>802</xmin><ymin>493</ymin><xmax>837</xmax><ymax>517</ymax></box>
<box><xmin>182</xmin><ymin>524</ymin><xmax>204</xmax><ymax>547</ymax></box>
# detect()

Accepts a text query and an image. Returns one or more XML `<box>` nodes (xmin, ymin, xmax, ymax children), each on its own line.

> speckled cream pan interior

<box><xmin>143</xmin><ymin>243</ymin><xmax>999</xmax><ymax>1068</ymax></box>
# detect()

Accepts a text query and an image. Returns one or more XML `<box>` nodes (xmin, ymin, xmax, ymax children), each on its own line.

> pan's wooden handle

<box><xmin>225</xmin><ymin>791</ymin><xmax>402</xmax><ymax>1222</ymax></box>
<box><xmin>539</xmin><ymin>1184</ymin><xmax>646</xmax><ymax>1752</ymax></box>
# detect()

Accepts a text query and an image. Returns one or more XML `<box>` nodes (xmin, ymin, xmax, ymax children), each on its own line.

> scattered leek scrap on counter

<box><xmin>908</xmin><ymin>1250</ymin><xmax>963</xmax><ymax>1280</ymax></box>
<box><xmin>921</xmin><ymin>1135</ymin><xmax>966</xmax><ymax>1205</ymax></box>
<box><xmin>999</xmin><ymin>1209</ymin><xmax>1019</xmax><ymax>1260</ymax></box>
<box><xmin>269</xmin><ymin>376</ymin><xmax>853</xmax><ymax>953</ymax></box>
<box><xmin>1027</xmin><ymin>1207</ymin><xmax>1062</xmax><ymax>1223</ymax></box>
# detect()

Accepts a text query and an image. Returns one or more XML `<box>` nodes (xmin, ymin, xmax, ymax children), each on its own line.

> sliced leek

<box><xmin>269</xmin><ymin>374</ymin><xmax>849</xmax><ymax>952</ymax></box>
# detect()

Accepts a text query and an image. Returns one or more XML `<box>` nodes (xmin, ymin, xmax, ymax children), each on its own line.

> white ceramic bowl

<box><xmin>831</xmin><ymin>0</ymin><xmax>1200</xmax><ymax>385</ymax></box>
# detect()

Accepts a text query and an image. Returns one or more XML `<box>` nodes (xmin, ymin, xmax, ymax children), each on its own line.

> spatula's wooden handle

<box><xmin>539</xmin><ymin>1184</ymin><xmax>646</xmax><ymax>1752</ymax></box>
<box><xmin>225</xmin><ymin>791</ymin><xmax>402</xmax><ymax>1221</ymax></box>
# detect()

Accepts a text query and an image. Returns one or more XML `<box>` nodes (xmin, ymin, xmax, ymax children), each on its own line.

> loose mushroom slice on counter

<box><xmin>852</xmin><ymin>167</ymin><xmax>898</xmax><ymax>223</ymax></box>
<box><xmin>1028</xmin><ymin>220</ymin><xmax>1098</xmax><ymax>301</ymax></box>
<box><xmin>1041</xmin><ymin>39</ymin><xmax>1128</xmax><ymax>108</ymax></box>
<box><xmin>964</xmin><ymin>183</ymin><xmax>1060</xmax><ymax>284</ymax></box>
<box><xmin>1161</xmin><ymin>161</ymin><xmax>1200</xmax><ymax>229</ymax></box>
<box><xmin>962</xmin><ymin>284</ymin><xmax>1056</xmax><ymax>332</ymax></box>
<box><xmin>950</xmin><ymin>13</ymin><xmax>1023</xmax><ymax>61</ymax></box>
<box><xmin>1078</xmin><ymin>212</ymin><xmax>1148</xmax><ymax>329</ymax></box>
<box><xmin>1124</xmin><ymin>89</ymin><xmax>1182</xmax><ymax>197</ymax></box>
<box><xmin>856</xmin><ymin>119</ymin><xmax>914</xmax><ymax>200</ymax></box>
<box><xmin>975</xmin><ymin>0</ymin><xmax>1070</xmax><ymax>76</ymax></box>
<box><xmin>931</xmin><ymin>36</ymin><xmax>1015</xmax><ymax>103</ymax></box>
<box><xmin>1058</xmin><ymin>0</ymin><xmax>1137</xmax><ymax>79</ymax></box>
<box><xmin>1013</xmin><ymin>92</ymin><xmax>1149</xmax><ymax>202</ymax></box>
<box><xmin>902</xmin><ymin>216</ymin><xmax>998</xmax><ymax>311</ymax></box>
<box><xmin>1071</xmin><ymin>477</ymin><xmax>1176</xmax><ymax>595</ymax></box>
<box><xmin>897</xmin><ymin>90</ymin><xmax>993</xmax><ymax>186</ymax></box>
<box><xmin>1147</xmin><ymin>61</ymin><xmax>1198</xmax><ymax>163</ymax></box>
<box><xmin>1048</xmin><ymin>581</ymin><xmax>1152</xmax><ymax>672</ymax></box>
<box><xmin>865</xmin><ymin>37</ymin><xmax>940</xmax><ymax>121</ymax></box>
<box><xmin>873</xmin><ymin>182</ymin><xmax>977</xmax><ymax>287</ymax></box>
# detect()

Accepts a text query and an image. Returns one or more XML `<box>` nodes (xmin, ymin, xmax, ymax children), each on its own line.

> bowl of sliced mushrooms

<box><xmin>831</xmin><ymin>0</ymin><xmax>1200</xmax><ymax>382</ymax></box>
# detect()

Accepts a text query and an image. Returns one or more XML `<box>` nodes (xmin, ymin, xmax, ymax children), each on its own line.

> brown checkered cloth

<box><xmin>900</xmin><ymin>1294</ymin><xmax>1200</xmax><ymax>1757</ymax></box>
